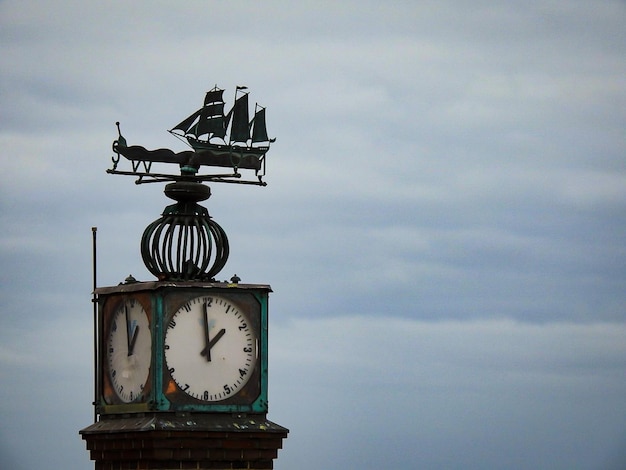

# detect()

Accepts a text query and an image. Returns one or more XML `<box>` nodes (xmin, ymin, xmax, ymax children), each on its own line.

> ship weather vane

<box><xmin>109</xmin><ymin>85</ymin><xmax>274</xmax><ymax>186</ymax></box>
<box><xmin>107</xmin><ymin>85</ymin><xmax>274</xmax><ymax>282</ymax></box>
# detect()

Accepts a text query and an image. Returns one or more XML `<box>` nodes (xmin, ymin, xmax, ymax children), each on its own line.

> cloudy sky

<box><xmin>1</xmin><ymin>1</ymin><xmax>625</xmax><ymax>469</ymax></box>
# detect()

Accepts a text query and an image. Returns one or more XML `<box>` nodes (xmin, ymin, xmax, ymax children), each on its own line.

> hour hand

<box><xmin>201</xmin><ymin>328</ymin><xmax>225</xmax><ymax>361</ymax></box>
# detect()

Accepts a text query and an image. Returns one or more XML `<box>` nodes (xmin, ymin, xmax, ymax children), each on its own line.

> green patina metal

<box><xmin>152</xmin><ymin>291</ymin><xmax>166</xmax><ymax>411</ymax></box>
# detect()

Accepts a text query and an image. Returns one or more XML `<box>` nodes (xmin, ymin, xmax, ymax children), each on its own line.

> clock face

<box><xmin>106</xmin><ymin>298</ymin><xmax>152</xmax><ymax>403</ymax></box>
<box><xmin>164</xmin><ymin>295</ymin><xmax>258</xmax><ymax>402</ymax></box>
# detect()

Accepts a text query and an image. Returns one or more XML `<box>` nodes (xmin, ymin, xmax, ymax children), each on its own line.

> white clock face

<box><xmin>107</xmin><ymin>298</ymin><xmax>151</xmax><ymax>403</ymax></box>
<box><xmin>164</xmin><ymin>295</ymin><xmax>257</xmax><ymax>402</ymax></box>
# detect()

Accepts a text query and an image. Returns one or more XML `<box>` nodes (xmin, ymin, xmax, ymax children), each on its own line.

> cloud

<box><xmin>270</xmin><ymin>316</ymin><xmax>626</xmax><ymax>469</ymax></box>
<box><xmin>0</xmin><ymin>1</ymin><xmax>625</xmax><ymax>469</ymax></box>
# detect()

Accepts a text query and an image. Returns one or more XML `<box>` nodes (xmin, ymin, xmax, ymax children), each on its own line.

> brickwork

<box><xmin>83</xmin><ymin>429</ymin><xmax>286</xmax><ymax>469</ymax></box>
<box><xmin>80</xmin><ymin>414</ymin><xmax>288</xmax><ymax>470</ymax></box>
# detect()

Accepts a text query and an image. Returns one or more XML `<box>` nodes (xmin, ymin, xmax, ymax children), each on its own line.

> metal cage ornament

<box><xmin>141</xmin><ymin>181</ymin><xmax>229</xmax><ymax>281</ymax></box>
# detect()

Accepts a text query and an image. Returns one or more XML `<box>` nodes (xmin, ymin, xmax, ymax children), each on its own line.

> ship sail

<box><xmin>171</xmin><ymin>88</ymin><xmax>228</xmax><ymax>140</ymax></box>
<box><xmin>170</xmin><ymin>109</ymin><xmax>202</xmax><ymax>135</ymax></box>
<box><xmin>196</xmin><ymin>102</ymin><xmax>226</xmax><ymax>138</ymax></box>
<box><xmin>168</xmin><ymin>86</ymin><xmax>273</xmax><ymax>172</ymax></box>
<box><xmin>251</xmin><ymin>107</ymin><xmax>269</xmax><ymax>143</ymax></box>
<box><xmin>204</xmin><ymin>88</ymin><xmax>224</xmax><ymax>106</ymax></box>
<box><xmin>229</xmin><ymin>92</ymin><xmax>249</xmax><ymax>143</ymax></box>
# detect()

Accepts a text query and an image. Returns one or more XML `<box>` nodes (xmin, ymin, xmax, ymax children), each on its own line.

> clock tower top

<box><xmin>80</xmin><ymin>85</ymin><xmax>288</xmax><ymax>469</ymax></box>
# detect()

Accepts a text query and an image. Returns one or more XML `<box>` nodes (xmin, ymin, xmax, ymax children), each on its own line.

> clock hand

<box><xmin>200</xmin><ymin>328</ymin><xmax>226</xmax><ymax>361</ymax></box>
<box><xmin>128</xmin><ymin>325</ymin><xmax>139</xmax><ymax>356</ymax></box>
<box><xmin>201</xmin><ymin>301</ymin><xmax>212</xmax><ymax>361</ymax></box>
<box><xmin>200</xmin><ymin>300</ymin><xmax>227</xmax><ymax>361</ymax></box>
<box><xmin>208</xmin><ymin>328</ymin><xmax>226</xmax><ymax>350</ymax></box>
<box><xmin>125</xmin><ymin>303</ymin><xmax>139</xmax><ymax>356</ymax></box>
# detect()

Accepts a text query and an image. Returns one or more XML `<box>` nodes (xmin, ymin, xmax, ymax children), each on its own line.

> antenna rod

<box><xmin>91</xmin><ymin>227</ymin><xmax>98</xmax><ymax>422</ymax></box>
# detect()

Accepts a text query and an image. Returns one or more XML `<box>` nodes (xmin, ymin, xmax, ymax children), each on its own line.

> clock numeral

<box><xmin>238</xmin><ymin>322</ymin><xmax>247</xmax><ymax>331</ymax></box>
<box><xmin>239</xmin><ymin>368</ymin><xmax>247</xmax><ymax>378</ymax></box>
<box><xmin>206</xmin><ymin>297</ymin><xmax>213</xmax><ymax>307</ymax></box>
<box><xmin>223</xmin><ymin>384</ymin><xmax>232</xmax><ymax>395</ymax></box>
<box><xmin>243</xmin><ymin>347</ymin><xmax>252</xmax><ymax>353</ymax></box>
<box><xmin>169</xmin><ymin>367</ymin><xmax>175</xmax><ymax>374</ymax></box>
<box><xmin>164</xmin><ymin>344</ymin><xmax>170</xmax><ymax>350</ymax></box>
<box><xmin>129</xmin><ymin>391</ymin><xmax>134</xmax><ymax>401</ymax></box>
<box><xmin>203</xmin><ymin>391</ymin><xmax>210</xmax><ymax>400</ymax></box>
<box><xmin>111</xmin><ymin>369</ymin><xmax>117</xmax><ymax>377</ymax></box>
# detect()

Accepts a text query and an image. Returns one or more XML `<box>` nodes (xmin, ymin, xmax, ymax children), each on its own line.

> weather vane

<box><xmin>107</xmin><ymin>85</ymin><xmax>274</xmax><ymax>281</ymax></box>
<box><xmin>109</xmin><ymin>85</ymin><xmax>274</xmax><ymax>186</ymax></box>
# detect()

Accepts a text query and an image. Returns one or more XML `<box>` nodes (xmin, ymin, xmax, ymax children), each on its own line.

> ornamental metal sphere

<box><xmin>140</xmin><ymin>182</ymin><xmax>229</xmax><ymax>281</ymax></box>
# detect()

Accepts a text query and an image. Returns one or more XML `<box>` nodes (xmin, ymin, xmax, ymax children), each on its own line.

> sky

<box><xmin>1</xmin><ymin>1</ymin><xmax>625</xmax><ymax>469</ymax></box>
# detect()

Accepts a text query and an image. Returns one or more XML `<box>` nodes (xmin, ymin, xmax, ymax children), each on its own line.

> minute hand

<box><xmin>201</xmin><ymin>300</ymin><xmax>225</xmax><ymax>362</ymax></box>
<box><xmin>125</xmin><ymin>304</ymin><xmax>139</xmax><ymax>356</ymax></box>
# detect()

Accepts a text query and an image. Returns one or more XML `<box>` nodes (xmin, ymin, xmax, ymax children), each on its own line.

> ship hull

<box><xmin>188</xmin><ymin>137</ymin><xmax>267</xmax><ymax>171</ymax></box>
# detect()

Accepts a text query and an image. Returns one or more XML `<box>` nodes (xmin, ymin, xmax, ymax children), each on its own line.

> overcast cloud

<box><xmin>1</xmin><ymin>1</ymin><xmax>625</xmax><ymax>469</ymax></box>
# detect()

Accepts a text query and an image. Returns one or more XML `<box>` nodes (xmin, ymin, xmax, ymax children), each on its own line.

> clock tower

<box><xmin>80</xmin><ymin>86</ymin><xmax>288</xmax><ymax>469</ymax></box>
